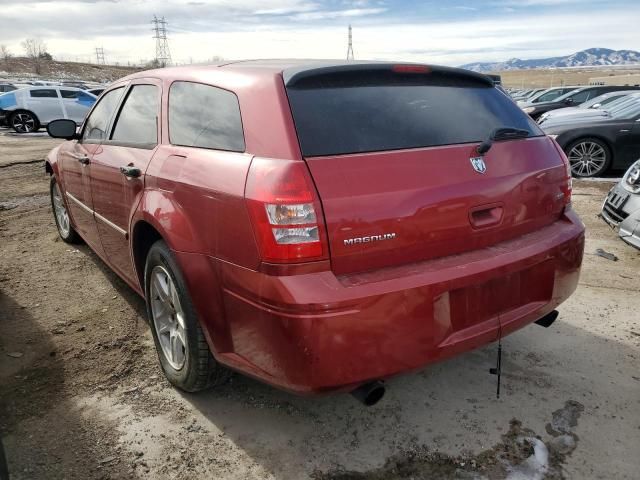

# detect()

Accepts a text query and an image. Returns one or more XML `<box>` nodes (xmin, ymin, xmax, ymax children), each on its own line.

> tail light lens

<box><xmin>245</xmin><ymin>158</ymin><xmax>328</xmax><ymax>263</ymax></box>
<box><xmin>561</xmin><ymin>151</ymin><xmax>573</xmax><ymax>209</ymax></box>
<box><xmin>550</xmin><ymin>136</ymin><xmax>572</xmax><ymax>210</ymax></box>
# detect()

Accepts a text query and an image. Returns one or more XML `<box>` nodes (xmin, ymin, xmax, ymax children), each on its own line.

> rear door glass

<box><xmin>286</xmin><ymin>71</ymin><xmax>542</xmax><ymax>157</ymax></box>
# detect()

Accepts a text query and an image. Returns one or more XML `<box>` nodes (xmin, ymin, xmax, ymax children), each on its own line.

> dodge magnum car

<box><xmin>44</xmin><ymin>61</ymin><xmax>585</xmax><ymax>405</ymax></box>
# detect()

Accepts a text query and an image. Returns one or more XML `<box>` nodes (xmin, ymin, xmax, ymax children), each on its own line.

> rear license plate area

<box><xmin>449</xmin><ymin>260</ymin><xmax>554</xmax><ymax>331</ymax></box>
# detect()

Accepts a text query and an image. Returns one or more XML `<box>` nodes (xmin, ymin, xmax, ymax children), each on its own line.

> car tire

<box><xmin>9</xmin><ymin>110</ymin><xmax>40</xmax><ymax>133</ymax></box>
<box><xmin>565</xmin><ymin>137</ymin><xmax>612</xmax><ymax>178</ymax></box>
<box><xmin>50</xmin><ymin>176</ymin><xmax>81</xmax><ymax>244</ymax></box>
<box><xmin>144</xmin><ymin>240</ymin><xmax>230</xmax><ymax>392</ymax></box>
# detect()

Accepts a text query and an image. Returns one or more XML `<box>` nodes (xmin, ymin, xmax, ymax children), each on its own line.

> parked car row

<box><xmin>508</xmin><ymin>85</ymin><xmax>640</xmax><ymax>177</ymax></box>
<box><xmin>0</xmin><ymin>86</ymin><xmax>97</xmax><ymax>133</ymax></box>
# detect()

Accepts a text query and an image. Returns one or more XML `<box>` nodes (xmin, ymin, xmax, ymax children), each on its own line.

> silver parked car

<box><xmin>0</xmin><ymin>86</ymin><xmax>96</xmax><ymax>133</ymax></box>
<box><xmin>538</xmin><ymin>90</ymin><xmax>638</xmax><ymax>125</ymax></box>
<box><xmin>601</xmin><ymin>159</ymin><xmax>640</xmax><ymax>249</ymax></box>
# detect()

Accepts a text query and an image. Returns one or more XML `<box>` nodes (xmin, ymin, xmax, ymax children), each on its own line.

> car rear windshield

<box><xmin>286</xmin><ymin>70</ymin><xmax>543</xmax><ymax>157</ymax></box>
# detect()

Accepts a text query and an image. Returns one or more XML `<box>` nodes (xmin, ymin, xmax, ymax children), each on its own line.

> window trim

<box><xmin>167</xmin><ymin>80</ymin><xmax>246</xmax><ymax>153</ymax></box>
<box><xmin>105</xmin><ymin>83</ymin><xmax>160</xmax><ymax>150</ymax></box>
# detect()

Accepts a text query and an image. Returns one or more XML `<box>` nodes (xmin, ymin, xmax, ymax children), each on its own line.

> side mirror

<box><xmin>563</xmin><ymin>98</ymin><xmax>574</xmax><ymax>105</ymax></box>
<box><xmin>47</xmin><ymin>119</ymin><xmax>78</xmax><ymax>140</ymax></box>
<box><xmin>591</xmin><ymin>103</ymin><xmax>602</xmax><ymax>109</ymax></box>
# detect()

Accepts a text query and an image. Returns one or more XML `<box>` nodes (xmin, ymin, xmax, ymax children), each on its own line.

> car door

<box><xmin>26</xmin><ymin>88</ymin><xmax>63</xmax><ymax>123</ymax></box>
<box><xmin>60</xmin><ymin>89</ymin><xmax>96</xmax><ymax>123</ymax></box>
<box><xmin>90</xmin><ymin>80</ymin><xmax>161</xmax><ymax>284</ymax></box>
<box><xmin>615</xmin><ymin>115</ymin><xmax>640</xmax><ymax>167</ymax></box>
<box><xmin>59</xmin><ymin>86</ymin><xmax>126</xmax><ymax>254</ymax></box>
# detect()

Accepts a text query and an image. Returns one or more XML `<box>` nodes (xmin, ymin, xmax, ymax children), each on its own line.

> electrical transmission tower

<box><xmin>152</xmin><ymin>15</ymin><xmax>172</xmax><ymax>67</ymax></box>
<box><xmin>346</xmin><ymin>24</ymin><xmax>354</xmax><ymax>60</ymax></box>
<box><xmin>95</xmin><ymin>47</ymin><xmax>105</xmax><ymax>64</ymax></box>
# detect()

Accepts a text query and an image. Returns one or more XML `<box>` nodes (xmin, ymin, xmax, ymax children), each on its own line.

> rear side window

<box><xmin>82</xmin><ymin>87</ymin><xmax>124</xmax><ymax>142</ymax></box>
<box><xmin>169</xmin><ymin>81</ymin><xmax>245</xmax><ymax>152</ymax></box>
<box><xmin>286</xmin><ymin>70</ymin><xmax>543</xmax><ymax>157</ymax></box>
<box><xmin>536</xmin><ymin>90</ymin><xmax>564</xmax><ymax>102</ymax></box>
<box><xmin>60</xmin><ymin>90</ymin><xmax>81</xmax><ymax>98</ymax></box>
<box><xmin>111</xmin><ymin>85</ymin><xmax>159</xmax><ymax>145</ymax></box>
<box><xmin>30</xmin><ymin>89</ymin><xmax>58</xmax><ymax>98</ymax></box>
<box><xmin>569</xmin><ymin>90</ymin><xmax>591</xmax><ymax>103</ymax></box>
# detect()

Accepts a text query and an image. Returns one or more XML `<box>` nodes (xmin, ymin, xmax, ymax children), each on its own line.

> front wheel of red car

<box><xmin>144</xmin><ymin>240</ymin><xmax>230</xmax><ymax>392</ymax></box>
<box><xmin>50</xmin><ymin>176</ymin><xmax>81</xmax><ymax>244</ymax></box>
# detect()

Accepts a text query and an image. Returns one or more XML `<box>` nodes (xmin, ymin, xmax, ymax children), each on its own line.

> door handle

<box><xmin>70</xmin><ymin>153</ymin><xmax>90</xmax><ymax>165</ymax></box>
<box><xmin>120</xmin><ymin>165</ymin><xmax>141</xmax><ymax>178</ymax></box>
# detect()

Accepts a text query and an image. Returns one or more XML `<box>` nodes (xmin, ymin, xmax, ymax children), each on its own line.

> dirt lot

<box><xmin>0</xmin><ymin>130</ymin><xmax>639</xmax><ymax>480</ymax></box>
<box><xmin>497</xmin><ymin>66</ymin><xmax>640</xmax><ymax>89</ymax></box>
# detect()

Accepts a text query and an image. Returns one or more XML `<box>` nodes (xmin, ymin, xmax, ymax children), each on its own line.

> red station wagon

<box><xmin>45</xmin><ymin>61</ymin><xmax>585</xmax><ymax>405</ymax></box>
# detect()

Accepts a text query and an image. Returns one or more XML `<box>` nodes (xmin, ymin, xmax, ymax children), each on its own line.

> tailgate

<box><xmin>305</xmin><ymin>138</ymin><xmax>567</xmax><ymax>274</ymax></box>
<box><xmin>284</xmin><ymin>63</ymin><xmax>567</xmax><ymax>275</ymax></box>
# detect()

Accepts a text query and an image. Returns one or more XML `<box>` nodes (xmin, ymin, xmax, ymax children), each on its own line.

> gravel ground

<box><xmin>0</xmin><ymin>129</ymin><xmax>638</xmax><ymax>480</ymax></box>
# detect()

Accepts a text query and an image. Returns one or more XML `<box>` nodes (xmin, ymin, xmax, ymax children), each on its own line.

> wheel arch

<box><xmin>44</xmin><ymin>144</ymin><xmax>62</xmax><ymax>177</ymax></box>
<box><xmin>131</xmin><ymin>190</ymin><xmax>231</xmax><ymax>354</ymax></box>
<box><xmin>131</xmin><ymin>219</ymin><xmax>164</xmax><ymax>291</ymax></box>
<box><xmin>130</xmin><ymin>189</ymin><xmax>206</xmax><ymax>289</ymax></box>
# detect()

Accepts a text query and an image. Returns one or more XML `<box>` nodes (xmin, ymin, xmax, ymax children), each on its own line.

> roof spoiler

<box><xmin>283</xmin><ymin>62</ymin><xmax>495</xmax><ymax>88</ymax></box>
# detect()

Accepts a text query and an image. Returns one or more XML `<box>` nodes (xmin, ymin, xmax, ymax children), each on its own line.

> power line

<box><xmin>152</xmin><ymin>15</ymin><xmax>172</xmax><ymax>67</ymax></box>
<box><xmin>95</xmin><ymin>47</ymin><xmax>105</xmax><ymax>65</ymax></box>
<box><xmin>346</xmin><ymin>24</ymin><xmax>354</xmax><ymax>61</ymax></box>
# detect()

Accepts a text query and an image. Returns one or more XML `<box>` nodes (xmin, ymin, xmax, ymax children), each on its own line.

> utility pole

<box><xmin>95</xmin><ymin>47</ymin><xmax>105</xmax><ymax>65</ymax></box>
<box><xmin>152</xmin><ymin>15</ymin><xmax>172</xmax><ymax>67</ymax></box>
<box><xmin>346</xmin><ymin>24</ymin><xmax>354</xmax><ymax>60</ymax></box>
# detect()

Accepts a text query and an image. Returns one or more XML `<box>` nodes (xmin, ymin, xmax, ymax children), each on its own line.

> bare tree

<box><xmin>0</xmin><ymin>44</ymin><xmax>11</xmax><ymax>71</ymax></box>
<box><xmin>21</xmin><ymin>38</ymin><xmax>48</xmax><ymax>74</ymax></box>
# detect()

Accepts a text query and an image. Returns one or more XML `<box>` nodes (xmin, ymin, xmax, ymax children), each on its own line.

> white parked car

<box><xmin>0</xmin><ymin>86</ymin><xmax>96</xmax><ymax>133</ymax></box>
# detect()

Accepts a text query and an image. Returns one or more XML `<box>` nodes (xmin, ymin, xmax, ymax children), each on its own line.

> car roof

<box><xmin>118</xmin><ymin>59</ymin><xmax>494</xmax><ymax>87</ymax></box>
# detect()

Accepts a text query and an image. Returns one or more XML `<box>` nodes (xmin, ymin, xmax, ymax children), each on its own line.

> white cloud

<box><xmin>0</xmin><ymin>1</ymin><xmax>637</xmax><ymax>67</ymax></box>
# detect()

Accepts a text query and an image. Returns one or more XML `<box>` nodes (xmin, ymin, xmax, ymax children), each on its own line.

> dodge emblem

<box><xmin>470</xmin><ymin>156</ymin><xmax>487</xmax><ymax>174</ymax></box>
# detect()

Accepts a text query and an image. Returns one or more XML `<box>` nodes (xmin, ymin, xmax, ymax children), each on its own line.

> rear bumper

<box><xmin>177</xmin><ymin>210</ymin><xmax>585</xmax><ymax>394</ymax></box>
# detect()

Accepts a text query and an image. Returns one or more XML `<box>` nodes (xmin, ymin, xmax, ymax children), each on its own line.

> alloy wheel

<box><xmin>52</xmin><ymin>182</ymin><xmax>71</xmax><ymax>237</ymax></box>
<box><xmin>150</xmin><ymin>265</ymin><xmax>188</xmax><ymax>370</ymax></box>
<box><xmin>12</xmin><ymin>113</ymin><xmax>36</xmax><ymax>133</ymax></box>
<box><xmin>568</xmin><ymin>141</ymin><xmax>607</xmax><ymax>177</ymax></box>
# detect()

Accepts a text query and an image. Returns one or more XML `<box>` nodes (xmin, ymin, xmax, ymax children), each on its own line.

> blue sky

<box><xmin>0</xmin><ymin>0</ymin><xmax>638</xmax><ymax>66</ymax></box>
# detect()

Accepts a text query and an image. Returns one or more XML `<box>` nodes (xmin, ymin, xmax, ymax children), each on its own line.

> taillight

<box><xmin>561</xmin><ymin>151</ymin><xmax>573</xmax><ymax>209</ymax></box>
<box><xmin>245</xmin><ymin>158</ymin><xmax>328</xmax><ymax>263</ymax></box>
<box><xmin>550</xmin><ymin>136</ymin><xmax>572</xmax><ymax>210</ymax></box>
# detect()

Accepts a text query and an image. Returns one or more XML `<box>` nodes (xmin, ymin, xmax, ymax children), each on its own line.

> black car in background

<box><xmin>543</xmin><ymin>98</ymin><xmax>640</xmax><ymax>177</ymax></box>
<box><xmin>522</xmin><ymin>85</ymin><xmax>640</xmax><ymax>120</ymax></box>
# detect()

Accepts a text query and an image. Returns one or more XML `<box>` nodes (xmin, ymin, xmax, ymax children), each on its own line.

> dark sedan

<box><xmin>544</xmin><ymin>99</ymin><xmax>640</xmax><ymax>177</ymax></box>
<box><xmin>522</xmin><ymin>85</ymin><xmax>640</xmax><ymax>120</ymax></box>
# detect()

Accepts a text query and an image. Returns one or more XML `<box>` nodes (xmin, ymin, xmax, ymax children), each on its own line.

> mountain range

<box><xmin>460</xmin><ymin>48</ymin><xmax>640</xmax><ymax>72</ymax></box>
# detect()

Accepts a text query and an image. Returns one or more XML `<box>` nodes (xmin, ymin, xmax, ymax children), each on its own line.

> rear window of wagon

<box><xmin>286</xmin><ymin>70</ymin><xmax>543</xmax><ymax>157</ymax></box>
